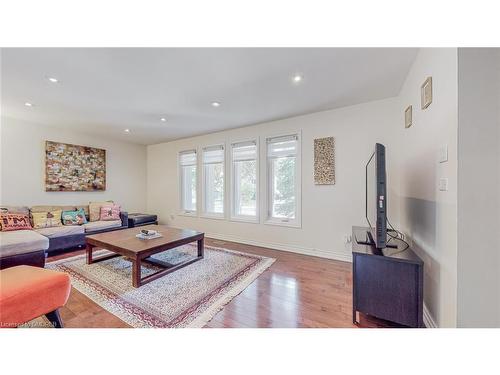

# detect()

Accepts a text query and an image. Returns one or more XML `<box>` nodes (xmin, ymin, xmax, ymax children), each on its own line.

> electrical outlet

<box><xmin>343</xmin><ymin>234</ymin><xmax>352</xmax><ymax>244</ymax></box>
<box><xmin>170</xmin><ymin>214</ymin><xmax>175</xmax><ymax>220</ymax></box>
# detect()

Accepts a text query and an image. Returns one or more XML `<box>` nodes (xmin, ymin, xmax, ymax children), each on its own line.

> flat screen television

<box><xmin>365</xmin><ymin>143</ymin><xmax>387</xmax><ymax>248</ymax></box>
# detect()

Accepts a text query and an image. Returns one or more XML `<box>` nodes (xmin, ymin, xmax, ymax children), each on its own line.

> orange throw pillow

<box><xmin>0</xmin><ymin>214</ymin><xmax>32</xmax><ymax>231</ymax></box>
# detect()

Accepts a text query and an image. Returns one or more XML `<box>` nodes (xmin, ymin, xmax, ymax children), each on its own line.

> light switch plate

<box><xmin>439</xmin><ymin>145</ymin><xmax>448</xmax><ymax>163</ymax></box>
<box><xmin>439</xmin><ymin>178</ymin><xmax>449</xmax><ymax>191</ymax></box>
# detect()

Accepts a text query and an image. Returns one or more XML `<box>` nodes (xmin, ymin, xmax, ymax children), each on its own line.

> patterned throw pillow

<box><xmin>100</xmin><ymin>205</ymin><xmax>121</xmax><ymax>221</ymax></box>
<box><xmin>31</xmin><ymin>210</ymin><xmax>63</xmax><ymax>229</ymax></box>
<box><xmin>0</xmin><ymin>214</ymin><xmax>32</xmax><ymax>231</ymax></box>
<box><xmin>89</xmin><ymin>201</ymin><xmax>113</xmax><ymax>222</ymax></box>
<box><xmin>62</xmin><ymin>208</ymin><xmax>88</xmax><ymax>225</ymax></box>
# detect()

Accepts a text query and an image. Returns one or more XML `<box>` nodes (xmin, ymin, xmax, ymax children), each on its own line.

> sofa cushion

<box><xmin>0</xmin><ymin>230</ymin><xmax>49</xmax><ymax>257</ymax></box>
<box><xmin>35</xmin><ymin>225</ymin><xmax>85</xmax><ymax>238</ymax></box>
<box><xmin>31</xmin><ymin>210</ymin><xmax>63</xmax><ymax>229</ymax></box>
<box><xmin>0</xmin><ymin>214</ymin><xmax>32</xmax><ymax>232</ymax></box>
<box><xmin>100</xmin><ymin>205</ymin><xmax>121</xmax><ymax>221</ymax></box>
<box><xmin>0</xmin><ymin>206</ymin><xmax>30</xmax><ymax>215</ymax></box>
<box><xmin>62</xmin><ymin>208</ymin><xmax>87</xmax><ymax>225</ymax></box>
<box><xmin>128</xmin><ymin>213</ymin><xmax>158</xmax><ymax>227</ymax></box>
<box><xmin>83</xmin><ymin>220</ymin><xmax>121</xmax><ymax>233</ymax></box>
<box><xmin>75</xmin><ymin>205</ymin><xmax>90</xmax><ymax>220</ymax></box>
<box><xmin>89</xmin><ymin>201</ymin><xmax>114</xmax><ymax>222</ymax></box>
<box><xmin>30</xmin><ymin>205</ymin><xmax>76</xmax><ymax>213</ymax></box>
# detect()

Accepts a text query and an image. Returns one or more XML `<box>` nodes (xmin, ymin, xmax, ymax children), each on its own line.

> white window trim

<box><xmin>178</xmin><ymin>149</ymin><xmax>198</xmax><ymax>217</ymax></box>
<box><xmin>200</xmin><ymin>143</ymin><xmax>226</xmax><ymax>219</ymax></box>
<box><xmin>264</xmin><ymin>131</ymin><xmax>302</xmax><ymax>228</ymax></box>
<box><xmin>229</xmin><ymin>138</ymin><xmax>260</xmax><ymax>224</ymax></box>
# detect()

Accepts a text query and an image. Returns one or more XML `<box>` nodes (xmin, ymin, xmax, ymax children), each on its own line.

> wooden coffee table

<box><xmin>85</xmin><ymin>225</ymin><xmax>204</xmax><ymax>288</ymax></box>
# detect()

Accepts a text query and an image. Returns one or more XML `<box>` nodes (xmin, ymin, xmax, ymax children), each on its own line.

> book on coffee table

<box><xmin>135</xmin><ymin>232</ymin><xmax>163</xmax><ymax>240</ymax></box>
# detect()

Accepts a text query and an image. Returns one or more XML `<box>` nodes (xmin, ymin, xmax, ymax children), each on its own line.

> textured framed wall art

<box><xmin>314</xmin><ymin>137</ymin><xmax>335</xmax><ymax>185</ymax></box>
<box><xmin>45</xmin><ymin>141</ymin><xmax>106</xmax><ymax>191</ymax></box>
<box><xmin>405</xmin><ymin>105</ymin><xmax>413</xmax><ymax>128</ymax></box>
<box><xmin>421</xmin><ymin>76</ymin><xmax>432</xmax><ymax>109</ymax></box>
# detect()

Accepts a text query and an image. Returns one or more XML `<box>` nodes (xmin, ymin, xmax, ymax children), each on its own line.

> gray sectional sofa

<box><xmin>0</xmin><ymin>205</ymin><xmax>128</xmax><ymax>269</ymax></box>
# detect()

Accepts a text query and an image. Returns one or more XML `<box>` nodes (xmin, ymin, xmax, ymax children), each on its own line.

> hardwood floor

<box><xmin>48</xmin><ymin>238</ymin><xmax>397</xmax><ymax>328</ymax></box>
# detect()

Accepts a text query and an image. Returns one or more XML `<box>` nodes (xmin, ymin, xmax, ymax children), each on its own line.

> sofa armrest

<box><xmin>120</xmin><ymin>211</ymin><xmax>128</xmax><ymax>227</ymax></box>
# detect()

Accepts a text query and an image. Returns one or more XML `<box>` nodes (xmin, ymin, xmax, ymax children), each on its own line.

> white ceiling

<box><xmin>1</xmin><ymin>48</ymin><xmax>418</xmax><ymax>145</ymax></box>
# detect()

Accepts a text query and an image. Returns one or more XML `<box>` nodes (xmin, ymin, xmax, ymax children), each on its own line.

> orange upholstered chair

<box><xmin>0</xmin><ymin>265</ymin><xmax>71</xmax><ymax>328</ymax></box>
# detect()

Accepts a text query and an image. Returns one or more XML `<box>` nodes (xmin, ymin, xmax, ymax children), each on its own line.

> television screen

<box><xmin>365</xmin><ymin>143</ymin><xmax>387</xmax><ymax>248</ymax></box>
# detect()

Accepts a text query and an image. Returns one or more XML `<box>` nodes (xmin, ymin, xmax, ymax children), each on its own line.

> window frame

<box><xmin>229</xmin><ymin>138</ymin><xmax>260</xmax><ymax>224</ymax></box>
<box><xmin>264</xmin><ymin>132</ymin><xmax>302</xmax><ymax>228</ymax></box>
<box><xmin>200</xmin><ymin>143</ymin><xmax>226</xmax><ymax>220</ymax></box>
<box><xmin>178</xmin><ymin>149</ymin><xmax>198</xmax><ymax>217</ymax></box>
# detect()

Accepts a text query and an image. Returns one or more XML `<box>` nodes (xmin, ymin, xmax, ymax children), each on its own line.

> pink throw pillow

<box><xmin>99</xmin><ymin>205</ymin><xmax>121</xmax><ymax>221</ymax></box>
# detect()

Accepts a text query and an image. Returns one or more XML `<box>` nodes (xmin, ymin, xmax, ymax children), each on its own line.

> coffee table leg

<box><xmin>86</xmin><ymin>243</ymin><xmax>95</xmax><ymax>264</ymax></box>
<box><xmin>197</xmin><ymin>237</ymin><xmax>204</xmax><ymax>258</ymax></box>
<box><xmin>132</xmin><ymin>258</ymin><xmax>141</xmax><ymax>288</ymax></box>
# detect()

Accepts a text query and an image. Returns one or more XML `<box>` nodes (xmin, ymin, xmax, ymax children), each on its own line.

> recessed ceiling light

<box><xmin>292</xmin><ymin>74</ymin><xmax>303</xmax><ymax>83</ymax></box>
<box><xmin>160</xmin><ymin>117</ymin><xmax>167</xmax><ymax>122</ymax></box>
<box><xmin>124</xmin><ymin>129</ymin><xmax>130</xmax><ymax>133</ymax></box>
<box><xmin>211</xmin><ymin>101</ymin><xmax>221</xmax><ymax>107</ymax></box>
<box><xmin>24</xmin><ymin>102</ymin><xmax>33</xmax><ymax>107</ymax></box>
<box><xmin>47</xmin><ymin>77</ymin><xmax>59</xmax><ymax>83</ymax></box>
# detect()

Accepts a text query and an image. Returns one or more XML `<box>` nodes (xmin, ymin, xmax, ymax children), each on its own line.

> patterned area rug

<box><xmin>42</xmin><ymin>244</ymin><xmax>275</xmax><ymax>328</ymax></box>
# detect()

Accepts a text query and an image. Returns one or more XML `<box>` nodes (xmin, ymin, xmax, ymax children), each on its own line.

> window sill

<box><xmin>178</xmin><ymin>211</ymin><xmax>197</xmax><ymax>217</ymax></box>
<box><xmin>200</xmin><ymin>214</ymin><xmax>226</xmax><ymax>221</ymax></box>
<box><xmin>229</xmin><ymin>216</ymin><xmax>260</xmax><ymax>224</ymax></box>
<box><xmin>264</xmin><ymin>219</ymin><xmax>301</xmax><ymax>228</ymax></box>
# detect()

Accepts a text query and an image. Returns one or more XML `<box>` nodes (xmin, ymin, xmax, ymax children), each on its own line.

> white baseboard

<box><xmin>423</xmin><ymin>303</ymin><xmax>437</xmax><ymax>328</ymax></box>
<box><xmin>178</xmin><ymin>228</ymin><xmax>353</xmax><ymax>263</ymax></box>
<box><xmin>206</xmin><ymin>232</ymin><xmax>353</xmax><ymax>263</ymax></box>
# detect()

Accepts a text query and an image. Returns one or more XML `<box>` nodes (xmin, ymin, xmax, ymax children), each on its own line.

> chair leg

<box><xmin>45</xmin><ymin>309</ymin><xmax>64</xmax><ymax>328</ymax></box>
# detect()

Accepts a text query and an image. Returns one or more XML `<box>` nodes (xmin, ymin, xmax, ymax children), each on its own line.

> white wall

<box><xmin>0</xmin><ymin>117</ymin><xmax>147</xmax><ymax>212</ymax></box>
<box><xmin>456</xmin><ymin>48</ymin><xmax>500</xmax><ymax>327</ymax></box>
<box><xmin>147</xmin><ymin>98</ymin><xmax>400</xmax><ymax>262</ymax></box>
<box><xmin>396</xmin><ymin>48</ymin><xmax>459</xmax><ymax>328</ymax></box>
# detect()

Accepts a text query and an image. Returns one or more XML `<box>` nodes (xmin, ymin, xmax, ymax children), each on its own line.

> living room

<box><xmin>1</xmin><ymin>2</ymin><xmax>499</xmax><ymax>374</ymax></box>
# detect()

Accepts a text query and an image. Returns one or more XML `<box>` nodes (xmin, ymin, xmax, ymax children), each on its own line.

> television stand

<box><xmin>352</xmin><ymin>226</ymin><xmax>424</xmax><ymax>327</ymax></box>
<box><xmin>355</xmin><ymin>230</ymin><xmax>398</xmax><ymax>249</ymax></box>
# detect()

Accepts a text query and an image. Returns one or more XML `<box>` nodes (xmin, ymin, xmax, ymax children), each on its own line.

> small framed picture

<box><xmin>405</xmin><ymin>105</ymin><xmax>412</xmax><ymax>128</ymax></box>
<box><xmin>421</xmin><ymin>76</ymin><xmax>432</xmax><ymax>109</ymax></box>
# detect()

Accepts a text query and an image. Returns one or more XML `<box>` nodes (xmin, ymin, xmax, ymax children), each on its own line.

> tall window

<box><xmin>179</xmin><ymin>150</ymin><xmax>197</xmax><ymax>214</ymax></box>
<box><xmin>230</xmin><ymin>140</ymin><xmax>258</xmax><ymax>221</ymax></box>
<box><xmin>202</xmin><ymin>145</ymin><xmax>225</xmax><ymax>217</ymax></box>
<box><xmin>266</xmin><ymin>134</ymin><xmax>300</xmax><ymax>225</ymax></box>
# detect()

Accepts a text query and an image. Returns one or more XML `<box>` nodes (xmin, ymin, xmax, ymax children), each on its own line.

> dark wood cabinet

<box><xmin>352</xmin><ymin>226</ymin><xmax>424</xmax><ymax>328</ymax></box>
